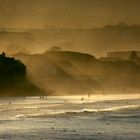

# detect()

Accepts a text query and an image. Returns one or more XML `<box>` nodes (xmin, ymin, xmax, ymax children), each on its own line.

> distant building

<box><xmin>1</xmin><ymin>51</ymin><xmax>5</xmax><ymax>57</ymax></box>
<box><xmin>0</xmin><ymin>51</ymin><xmax>14</xmax><ymax>61</ymax></box>
<box><xmin>107</xmin><ymin>51</ymin><xmax>140</xmax><ymax>60</ymax></box>
<box><xmin>0</xmin><ymin>51</ymin><xmax>6</xmax><ymax>58</ymax></box>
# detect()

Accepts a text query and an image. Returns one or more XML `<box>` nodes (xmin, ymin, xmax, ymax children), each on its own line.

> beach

<box><xmin>0</xmin><ymin>93</ymin><xmax>140</xmax><ymax>140</ymax></box>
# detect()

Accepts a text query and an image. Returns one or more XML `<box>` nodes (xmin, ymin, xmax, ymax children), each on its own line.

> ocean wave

<box><xmin>11</xmin><ymin>105</ymin><xmax>140</xmax><ymax>119</ymax></box>
<box><xmin>0</xmin><ymin>106</ymin><xmax>40</xmax><ymax>113</ymax></box>
<box><xmin>83</xmin><ymin>105</ymin><xmax>140</xmax><ymax>113</ymax></box>
<box><xmin>64</xmin><ymin>105</ymin><xmax>140</xmax><ymax>115</ymax></box>
<box><xmin>0</xmin><ymin>104</ymin><xmax>59</xmax><ymax>112</ymax></box>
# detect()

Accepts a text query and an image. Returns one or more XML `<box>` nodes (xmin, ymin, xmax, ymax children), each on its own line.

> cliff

<box><xmin>0</xmin><ymin>53</ymin><xmax>46</xmax><ymax>96</ymax></box>
<box><xmin>14</xmin><ymin>51</ymin><xmax>140</xmax><ymax>95</ymax></box>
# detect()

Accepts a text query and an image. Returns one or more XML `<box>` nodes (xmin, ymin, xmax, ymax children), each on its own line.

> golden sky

<box><xmin>0</xmin><ymin>0</ymin><xmax>140</xmax><ymax>29</ymax></box>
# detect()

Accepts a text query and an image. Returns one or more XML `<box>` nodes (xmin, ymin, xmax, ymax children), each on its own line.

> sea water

<box><xmin>0</xmin><ymin>93</ymin><xmax>140</xmax><ymax>140</ymax></box>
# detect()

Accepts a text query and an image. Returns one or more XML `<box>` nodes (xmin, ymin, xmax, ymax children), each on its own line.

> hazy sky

<box><xmin>0</xmin><ymin>0</ymin><xmax>140</xmax><ymax>29</ymax></box>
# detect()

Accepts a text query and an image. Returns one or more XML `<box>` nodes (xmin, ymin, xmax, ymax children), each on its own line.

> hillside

<box><xmin>14</xmin><ymin>51</ymin><xmax>140</xmax><ymax>95</ymax></box>
<box><xmin>29</xmin><ymin>23</ymin><xmax>140</xmax><ymax>56</ymax></box>
<box><xmin>1</xmin><ymin>23</ymin><xmax>140</xmax><ymax>56</ymax></box>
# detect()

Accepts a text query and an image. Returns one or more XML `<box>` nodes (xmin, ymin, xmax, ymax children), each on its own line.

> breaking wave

<box><xmin>12</xmin><ymin>105</ymin><xmax>140</xmax><ymax>119</ymax></box>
